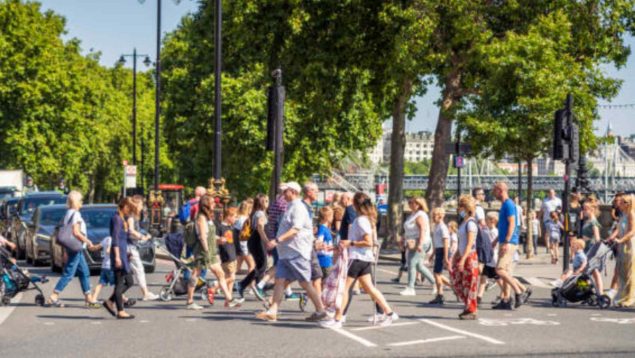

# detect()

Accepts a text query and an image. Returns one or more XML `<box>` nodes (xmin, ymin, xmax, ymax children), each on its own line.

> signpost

<box><xmin>446</xmin><ymin>142</ymin><xmax>472</xmax><ymax>200</ymax></box>
<box><xmin>122</xmin><ymin>161</ymin><xmax>137</xmax><ymax>198</ymax></box>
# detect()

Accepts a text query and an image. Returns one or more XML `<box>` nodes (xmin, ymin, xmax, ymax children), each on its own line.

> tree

<box><xmin>161</xmin><ymin>1</ymin><xmax>387</xmax><ymax>198</ymax></box>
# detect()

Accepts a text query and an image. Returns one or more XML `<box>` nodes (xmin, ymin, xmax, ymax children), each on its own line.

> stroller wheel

<box><xmin>1</xmin><ymin>297</ymin><xmax>10</xmax><ymax>306</ymax></box>
<box><xmin>586</xmin><ymin>295</ymin><xmax>598</xmax><ymax>306</ymax></box>
<box><xmin>159</xmin><ymin>287</ymin><xmax>174</xmax><ymax>302</ymax></box>
<box><xmin>35</xmin><ymin>294</ymin><xmax>45</xmax><ymax>306</ymax></box>
<box><xmin>551</xmin><ymin>292</ymin><xmax>559</xmax><ymax>307</ymax></box>
<box><xmin>599</xmin><ymin>294</ymin><xmax>611</xmax><ymax>309</ymax></box>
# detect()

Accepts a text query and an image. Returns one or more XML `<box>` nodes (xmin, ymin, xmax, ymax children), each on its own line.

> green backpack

<box><xmin>184</xmin><ymin>221</ymin><xmax>198</xmax><ymax>247</ymax></box>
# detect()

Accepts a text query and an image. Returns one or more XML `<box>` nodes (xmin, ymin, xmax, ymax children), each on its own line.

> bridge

<box><xmin>314</xmin><ymin>174</ymin><xmax>635</xmax><ymax>193</ymax></box>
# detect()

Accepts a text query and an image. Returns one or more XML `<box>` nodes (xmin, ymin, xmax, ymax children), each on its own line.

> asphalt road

<box><xmin>1</xmin><ymin>259</ymin><xmax>634</xmax><ymax>358</ymax></box>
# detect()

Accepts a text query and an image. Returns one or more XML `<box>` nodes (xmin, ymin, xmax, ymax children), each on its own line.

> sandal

<box><xmin>85</xmin><ymin>301</ymin><xmax>101</xmax><ymax>309</ymax></box>
<box><xmin>46</xmin><ymin>298</ymin><xmax>65</xmax><ymax>308</ymax></box>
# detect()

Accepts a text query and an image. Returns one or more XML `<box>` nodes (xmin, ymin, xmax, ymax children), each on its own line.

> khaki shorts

<box><xmin>496</xmin><ymin>243</ymin><xmax>517</xmax><ymax>272</ymax></box>
<box><xmin>222</xmin><ymin>260</ymin><xmax>237</xmax><ymax>277</ymax></box>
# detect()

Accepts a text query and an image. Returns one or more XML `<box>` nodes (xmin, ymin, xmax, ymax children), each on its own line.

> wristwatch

<box><xmin>275</xmin><ymin>238</ymin><xmax>280</xmax><ymax>244</ymax></box>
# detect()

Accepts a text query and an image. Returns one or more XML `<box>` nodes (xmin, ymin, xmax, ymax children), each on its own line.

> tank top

<box><xmin>403</xmin><ymin>210</ymin><xmax>431</xmax><ymax>244</ymax></box>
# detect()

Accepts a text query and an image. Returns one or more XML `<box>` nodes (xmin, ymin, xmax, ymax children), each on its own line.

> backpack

<box><xmin>472</xmin><ymin>218</ymin><xmax>493</xmax><ymax>265</ymax></box>
<box><xmin>178</xmin><ymin>201</ymin><xmax>193</xmax><ymax>225</ymax></box>
<box><xmin>183</xmin><ymin>221</ymin><xmax>198</xmax><ymax>247</ymax></box>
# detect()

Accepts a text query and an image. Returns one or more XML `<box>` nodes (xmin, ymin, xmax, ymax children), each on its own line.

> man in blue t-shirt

<box><xmin>493</xmin><ymin>182</ymin><xmax>531</xmax><ymax>310</ymax></box>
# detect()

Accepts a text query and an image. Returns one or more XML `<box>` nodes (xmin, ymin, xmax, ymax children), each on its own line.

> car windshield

<box><xmin>39</xmin><ymin>209</ymin><xmax>67</xmax><ymax>226</ymax></box>
<box><xmin>20</xmin><ymin>197</ymin><xmax>66</xmax><ymax>216</ymax></box>
<box><xmin>81</xmin><ymin>208</ymin><xmax>116</xmax><ymax>230</ymax></box>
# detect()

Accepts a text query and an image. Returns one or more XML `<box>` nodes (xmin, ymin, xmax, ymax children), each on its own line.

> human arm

<box><xmin>126</xmin><ymin>217</ymin><xmax>150</xmax><ymax>241</ymax></box>
<box><xmin>72</xmin><ymin>216</ymin><xmax>92</xmax><ymax>247</ymax></box>
<box><xmin>616</xmin><ymin>211</ymin><xmax>635</xmax><ymax>244</ymax></box>
<box><xmin>458</xmin><ymin>222</ymin><xmax>476</xmax><ymax>271</ymax></box>
<box><xmin>196</xmin><ymin>215</ymin><xmax>210</xmax><ymax>252</ymax></box>
<box><xmin>443</xmin><ymin>237</ymin><xmax>450</xmax><ymax>269</ymax></box>
<box><xmin>500</xmin><ymin>213</ymin><xmax>515</xmax><ymax>255</ymax></box>
<box><xmin>573</xmin><ymin>258</ymin><xmax>587</xmax><ymax>275</ymax></box>
<box><xmin>256</xmin><ymin>216</ymin><xmax>269</xmax><ymax>245</ymax></box>
<box><xmin>415</xmin><ymin>215</ymin><xmax>427</xmax><ymax>253</ymax></box>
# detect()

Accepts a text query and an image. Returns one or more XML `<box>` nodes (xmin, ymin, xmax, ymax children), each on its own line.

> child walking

<box><xmin>316</xmin><ymin>207</ymin><xmax>335</xmax><ymax>283</ymax></box>
<box><xmin>546</xmin><ymin>211</ymin><xmax>564</xmax><ymax>264</ymax></box>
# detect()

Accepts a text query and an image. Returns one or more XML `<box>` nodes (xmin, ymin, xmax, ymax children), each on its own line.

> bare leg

<box><xmin>358</xmin><ymin>274</ymin><xmax>393</xmax><ymax>314</ymax></box>
<box><xmin>312</xmin><ymin>278</ymin><xmax>322</xmax><ymax>297</ymax></box>
<box><xmin>186</xmin><ymin>268</ymin><xmax>200</xmax><ymax>304</ymax></box>
<box><xmin>335</xmin><ymin>277</ymin><xmax>356</xmax><ymax>321</ymax></box>
<box><xmin>299</xmin><ymin>280</ymin><xmax>325</xmax><ymax>312</ymax></box>
<box><xmin>593</xmin><ymin>270</ymin><xmax>604</xmax><ymax>293</ymax></box>
<box><xmin>267</xmin><ymin>278</ymin><xmax>289</xmax><ymax>314</ymax></box>
<box><xmin>210</xmin><ymin>264</ymin><xmax>232</xmax><ymax>301</ymax></box>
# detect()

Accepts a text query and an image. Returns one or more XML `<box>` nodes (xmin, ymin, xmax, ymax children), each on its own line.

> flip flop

<box><xmin>102</xmin><ymin>301</ymin><xmax>116</xmax><ymax>317</ymax></box>
<box><xmin>46</xmin><ymin>298</ymin><xmax>65</xmax><ymax>308</ymax></box>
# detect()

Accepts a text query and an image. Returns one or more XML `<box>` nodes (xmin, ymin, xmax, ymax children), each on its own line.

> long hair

<box><xmin>352</xmin><ymin>192</ymin><xmax>377</xmax><ymax>224</ymax></box>
<box><xmin>199</xmin><ymin>194</ymin><xmax>215</xmax><ymax>220</ymax></box>
<box><xmin>117</xmin><ymin>197</ymin><xmax>135</xmax><ymax>231</ymax></box>
<box><xmin>458</xmin><ymin>195</ymin><xmax>476</xmax><ymax>217</ymax></box>
<box><xmin>247</xmin><ymin>194</ymin><xmax>268</xmax><ymax>229</ymax></box>
<box><xmin>409</xmin><ymin>196</ymin><xmax>429</xmax><ymax>213</ymax></box>
<box><xmin>238</xmin><ymin>199</ymin><xmax>253</xmax><ymax>217</ymax></box>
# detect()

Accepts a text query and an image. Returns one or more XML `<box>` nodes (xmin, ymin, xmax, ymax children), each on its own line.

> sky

<box><xmin>38</xmin><ymin>0</ymin><xmax>635</xmax><ymax>136</ymax></box>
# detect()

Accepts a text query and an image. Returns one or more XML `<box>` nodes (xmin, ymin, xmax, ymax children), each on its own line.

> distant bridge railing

<box><xmin>313</xmin><ymin>174</ymin><xmax>635</xmax><ymax>192</ymax></box>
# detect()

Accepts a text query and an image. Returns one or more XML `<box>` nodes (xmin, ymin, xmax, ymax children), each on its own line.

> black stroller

<box><xmin>159</xmin><ymin>232</ymin><xmax>215</xmax><ymax>303</ymax></box>
<box><xmin>0</xmin><ymin>247</ymin><xmax>48</xmax><ymax>306</ymax></box>
<box><xmin>551</xmin><ymin>241</ymin><xmax>613</xmax><ymax>309</ymax></box>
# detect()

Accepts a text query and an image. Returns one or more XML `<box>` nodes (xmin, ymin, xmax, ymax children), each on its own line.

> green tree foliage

<box><xmin>161</xmin><ymin>1</ymin><xmax>385</xmax><ymax>197</ymax></box>
<box><xmin>0</xmin><ymin>0</ymin><xmax>170</xmax><ymax>201</ymax></box>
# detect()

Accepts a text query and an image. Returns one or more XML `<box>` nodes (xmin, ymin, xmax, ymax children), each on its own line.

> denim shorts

<box><xmin>99</xmin><ymin>269</ymin><xmax>115</xmax><ymax>286</ymax></box>
<box><xmin>276</xmin><ymin>256</ymin><xmax>311</xmax><ymax>283</ymax></box>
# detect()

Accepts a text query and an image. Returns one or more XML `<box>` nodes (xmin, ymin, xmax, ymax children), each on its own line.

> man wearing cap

<box><xmin>256</xmin><ymin>182</ymin><xmax>328</xmax><ymax>323</ymax></box>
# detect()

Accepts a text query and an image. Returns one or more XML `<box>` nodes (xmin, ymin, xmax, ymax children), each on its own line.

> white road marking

<box><xmin>591</xmin><ymin>317</ymin><xmax>635</xmax><ymax>325</ymax></box>
<box><xmin>377</xmin><ymin>268</ymin><xmax>398</xmax><ymax>276</ymax></box>
<box><xmin>547</xmin><ymin>314</ymin><xmax>557</xmax><ymax>317</ymax></box>
<box><xmin>326</xmin><ymin>326</ymin><xmax>377</xmax><ymax>348</ymax></box>
<box><xmin>388</xmin><ymin>335</ymin><xmax>466</xmax><ymax>347</ymax></box>
<box><xmin>479</xmin><ymin>318</ymin><xmax>560</xmax><ymax>327</ymax></box>
<box><xmin>44</xmin><ymin>322</ymin><xmax>55</xmax><ymax>326</ymax></box>
<box><xmin>524</xmin><ymin>277</ymin><xmax>552</xmax><ymax>289</ymax></box>
<box><xmin>91</xmin><ymin>321</ymin><xmax>102</xmax><ymax>325</ymax></box>
<box><xmin>419</xmin><ymin>319</ymin><xmax>504</xmax><ymax>345</ymax></box>
<box><xmin>591</xmin><ymin>313</ymin><xmax>602</xmax><ymax>317</ymax></box>
<box><xmin>0</xmin><ymin>293</ymin><xmax>21</xmax><ymax>326</ymax></box>
<box><xmin>140</xmin><ymin>320</ymin><xmax>150</xmax><ymax>323</ymax></box>
<box><xmin>185</xmin><ymin>318</ymin><xmax>198</xmax><ymax>322</ymax></box>
<box><xmin>351</xmin><ymin>321</ymin><xmax>420</xmax><ymax>331</ymax></box>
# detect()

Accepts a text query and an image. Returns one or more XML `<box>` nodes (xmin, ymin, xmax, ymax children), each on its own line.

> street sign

<box><xmin>445</xmin><ymin>143</ymin><xmax>472</xmax><ymax>155</ymax></box>
<box><xmin>454</xmin><ymin>156</ymin><xmax>465</xmax><ymax>168</ymax></box>
<box><xmin>124</xmin><ymin>165</ymin><xmax>137</xmax><ymax>189</ymax></box>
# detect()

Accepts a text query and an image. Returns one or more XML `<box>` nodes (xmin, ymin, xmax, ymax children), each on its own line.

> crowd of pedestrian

<box><xmin>4</xmin><ymin>179</ymin><xmax>635</xmax><ymax>326</ymax></box>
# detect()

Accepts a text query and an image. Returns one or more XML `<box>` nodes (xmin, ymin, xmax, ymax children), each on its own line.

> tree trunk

<box><xmin>426</xmin><ymin>68</ymin><xmax>462</xmax><ymax>208</ymax></box>
<box><xmin>526</xmin><ymin>157</ymin><xmax>534</xmax><ymax>259</ymax></box>
<box><xmin>387</xmin><ymin>78</ymin><xmax>413</xmax><ymax>245</ymax></box>
<box><xmin>88</xmin><ymin>173</ymin><xmax>96</xmax><ymax>204</ymax></box>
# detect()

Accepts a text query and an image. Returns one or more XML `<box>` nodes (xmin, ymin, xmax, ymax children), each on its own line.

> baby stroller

<box><xmin>551</xmin><ymin>241</ymin><xmax>613</xmax><ymax>309</ymax></box>
<box><xmin>0</xmin><ymin>247</ymin><xmax>48</xmax><ymax>306</ymax></box>
<box><xmin>159</xmin><ymin>232</ymin><xmax>215</xmax><ymax>303</ymax></box>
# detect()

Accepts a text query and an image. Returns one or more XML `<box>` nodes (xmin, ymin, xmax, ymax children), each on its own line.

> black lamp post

<box><xmin>208</xmin><ymin>0</ymin><xmax>230</xmax><ymax>206</ymax></box>
<box><xmin>118</xmin><ymin>49</ymin><xmax>151</xmax><ymax>166</ymax></box>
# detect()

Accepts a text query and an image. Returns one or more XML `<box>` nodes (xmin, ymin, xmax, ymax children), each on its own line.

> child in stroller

<box><xmin>551</xmin><ymin>238</ymin><xmax>612</xmax><ymax>309</ymax></box>
<box><xmin>159</xmin><ymin>230</ymin><xmax>216</xmax><ymax>303</ymax></box>
<box><xmin>0</xmin><ymin>244</ymin><xmax>48</xmax><ymax>306</ymax></box>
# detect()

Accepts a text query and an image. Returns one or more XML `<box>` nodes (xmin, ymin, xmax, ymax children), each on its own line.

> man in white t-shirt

<box><xmin>472</xmin><ymin>188</ymin><xmax>486</xmax><ymax>228</ymax></box>
<box><xmin>540</xmin><ymin>189</ymin><xmax>562</xmax><ymax>253</ymax></box>
<box><xmin>256</xmin><ymin>182</ymin><xmax>328</xmax><ymax>323</ymax></box>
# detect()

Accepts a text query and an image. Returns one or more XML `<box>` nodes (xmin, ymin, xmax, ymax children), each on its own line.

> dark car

<box><xmin>25</xmin><ymin>204</ymin><xmax>67</xmax><ymax>265</ymax></box>
<box><xmin>0</xmin><ymin>186</ymin><xmax>19</xmax><ymax>202</ymax></box>
<box><xmin>50</xmin><ymin>204</ymin><xmax>156</xmax><ymax>273</ymax></box>
<box><xmin>12</xmin><ymin>192</ymin><xmax>66</xmax><ymax>259</ymax></box>
<box><xmin>0</xmin><ymin>197</ymin><xmax>20</xmax><ymax>240</ymax></box>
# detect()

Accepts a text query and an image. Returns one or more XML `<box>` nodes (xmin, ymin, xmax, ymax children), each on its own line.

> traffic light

<box><xmin>552</xmin><ymin>109</ymin><xmax>567</xmax><ymax>160</ymax></box>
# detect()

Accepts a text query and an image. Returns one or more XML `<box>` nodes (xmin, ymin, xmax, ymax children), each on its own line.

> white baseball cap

<box><xmin>279</xmin><ymin>182</ymin><xmax>289</xmax><ymax>191</ymax></box>
<box><xmin>285</xmin><ymin>181</ymin><xmax>302</xmax><ymax>194</ymax></box>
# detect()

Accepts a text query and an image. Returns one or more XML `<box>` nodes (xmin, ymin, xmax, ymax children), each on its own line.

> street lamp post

<box><xmin>208</xmin><ymin>0</ymin><xmax>230</xmax><ymax>208</ymax></box>
<box><xmin>118</xmin><ymin>49</ymin><xmax>151</xmax><ymax>167</ymax></box>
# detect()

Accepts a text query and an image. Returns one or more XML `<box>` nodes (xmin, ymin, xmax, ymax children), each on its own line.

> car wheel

<box><xmin>50</xmin><ymin>242</ymin><xmax>61</xmax><ymax>273</ymax></box>
<box><xmin>16</xmin><ymin>232</ymin><xmax>26</xmax><ymax>260</ymax></box>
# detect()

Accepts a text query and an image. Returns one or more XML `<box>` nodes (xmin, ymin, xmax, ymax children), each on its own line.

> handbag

<box><xmin>406</xmin><ymin>239</ymin><xmax>417</xmax><ymax>251</ymax></box>
<box><xmin>56</xmin><ymin>211</ymin><xmax>84</xmax><ymax>253</ymax></box>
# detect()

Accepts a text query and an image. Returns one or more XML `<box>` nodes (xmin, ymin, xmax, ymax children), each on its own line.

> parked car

<box><xmin>25</xmin><ymin>204</ymin><xmax>67</xmax><ymax>266</ymax></box>
<box><xmin>50</xmin><ymin>204</ymin><xmax>156</xmax><ymax>273</ymax></box>
<box><xmin>0</xmin><ymin>186</ymin><xmax>19</xmax><ymax>202</ymax></box>
<box><xmin>0</xmin><ymin>197</ymin><xmax>20</xmax><ymax>240</ymax></box>
<box><xmin>12</xmin><ymin>192</ymin><xmax>66</xmax><ymax>259</ymax></box>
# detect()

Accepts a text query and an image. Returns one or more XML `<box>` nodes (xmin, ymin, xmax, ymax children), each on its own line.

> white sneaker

<box><xmin>367</xmin><ymin>313</ymin><xmax>386</xmax><ymax>323</ymax></box>
<box><xmin>606</xmin><ymin>288</ymin><xmax>617</xmax><ymax>299</ymax></box>
<box><xmin>186</xmin><ymin>302</ymin><xmax>204</xmax><ymax>310</ymax></box>
<box><xmin>341</xmin><ymin>315</ymin><xmax>347</xmax><ymax>323</ymax></box>
<box><xmin>143</xmin><ymin>292</ymin><xmax>159</xmax><ymax>301</ymax></box>
<box><xmin>380</xmin><ymin>312</ymin><xmax>399</xmax><ymax>327</ymax></box>
<box><xmin>319</xmin><ymin>319</ymin><xmax>342</xmax><ymax>329</ymax></box>
<box><xmin>431</xmin><ymin>287</ymin><xmax>438</xmax><ymax>296</ymax></box>
<box><xmin>400</xmin><ymin>287</ymin><xmax>416</xmax><ymax>296</ymax></box>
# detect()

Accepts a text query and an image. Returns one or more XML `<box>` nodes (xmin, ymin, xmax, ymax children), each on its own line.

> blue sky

<box><xmin>38</xmin><ymin>0</ymin><xmax>635</xmax><ymax>136</ymax></box>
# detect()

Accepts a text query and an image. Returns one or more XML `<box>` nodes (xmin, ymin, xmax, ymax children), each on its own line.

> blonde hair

<box><xmin>238</xmin><ymin>199</ymin><xmax>253</xmax><ymax>217</ymax></box>
<box><xmin>431</xmin><ymin>207</ymin><xmax>445</xmax><ymax>216</ymax></box>
<box><xmin>448</xmin><ymin>221</ymin><xmax>458</xmax><ymax>233</ymax></box>
<box><xmin>458</xmin><ymin>194</ymin><xmax>476</xmax><ymax>216</ymax></box>
<box><xmin>319</xmin><ymin>206</ymin><xmax>333</xmax><ymax>223</ymax></box>
<box><xmin>409</xmin><ymin>197</ymin><xmax>429</xmax><ymax>213</ymax></box>
<box><xmin>67</xmin><ymin>191</ymin><xmax>82</xmax><ymax>209</ymax></box>
<box><xmin>571</xmin><ymin>238</ymin><xmax>586</xmax><ymax>251</ymax></box>
<box><xmin>486</xmin><ymin>211</ymin><xmax>499</xmax><ymax>224</ymax></box>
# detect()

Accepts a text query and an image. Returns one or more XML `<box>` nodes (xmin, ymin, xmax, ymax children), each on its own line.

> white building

<box><xmin>368</xmin><ymin>136</ymin><xmax>384</xmax><ymax>164</ymax></box>
<box><xmin>380</xmin><ymin>130</ymin><xmax>435</xmax><ymax>163</ymax></box>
